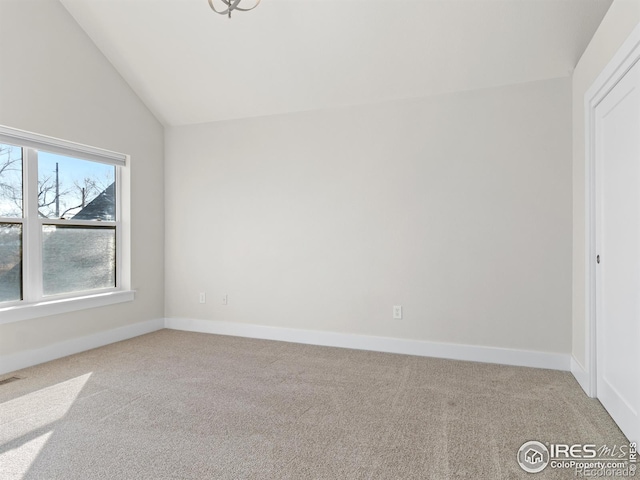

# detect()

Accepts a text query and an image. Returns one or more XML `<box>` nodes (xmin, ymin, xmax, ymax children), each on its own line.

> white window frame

<box><xmin>0</xmin><ymin>125</ymin><xmax>134</xmax><ymax>324</ymax></box>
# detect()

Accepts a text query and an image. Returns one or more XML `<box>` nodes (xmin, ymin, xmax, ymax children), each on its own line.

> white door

<box><xmin>595</xmin><ymin>58</ymin><xmax>640</xmax><ymax>443</ymax></box>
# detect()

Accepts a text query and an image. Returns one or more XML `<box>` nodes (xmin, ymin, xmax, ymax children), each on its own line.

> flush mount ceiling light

<box><xmin>208</xmin><ymin>0</ymin><xmax>261</xmax><ymax>18</ymax></box>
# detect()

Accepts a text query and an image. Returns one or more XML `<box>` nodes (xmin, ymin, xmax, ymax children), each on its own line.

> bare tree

<box><xmin>59</xmin><ymin>177</ymin><xmax>105</xmax><ymax>218</ymax></box>
<box><xmin>0</xmin><ymin>144</ymin><xmax>23</xmax><ymax>217</ymax></box>
<box><xmin>37</xmin><ymin>172</ymin><xmax>62</xmax><ymax>217</ymax></box>
<box><xmin>0</xmin><ymin>146</ymin><xmax>72</xmax><ymax>218</ymax></box>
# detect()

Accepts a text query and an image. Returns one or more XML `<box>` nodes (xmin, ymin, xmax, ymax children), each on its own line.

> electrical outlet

<box><xmin>222</xmin><ymin>294</ymin><xmax>228</xmax><ymax>305</ymax></box>
<box><xmin>199</xmin><ymin>292</ymin><xmax>206</xmax><ymax>304</ymax></box>
<box><xmin>393</xmin><ymin>305</ymin><xmax>402</xmax><ymax>319</ymax></box>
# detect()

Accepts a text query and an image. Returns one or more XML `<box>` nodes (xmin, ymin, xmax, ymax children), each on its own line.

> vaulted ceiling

<box><xmin>59</xmin><ymin>0</ymin><xmax>613</xmax><ymax>126</ymax></box>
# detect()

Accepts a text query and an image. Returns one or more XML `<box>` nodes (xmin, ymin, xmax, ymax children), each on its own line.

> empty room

<box><xmin>0</xmin><ymin>0</ymin><xmax>639</xmax><ymax>478</ymax></box>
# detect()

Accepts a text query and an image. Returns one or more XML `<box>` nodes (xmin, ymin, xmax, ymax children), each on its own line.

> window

<box><xmin>0</xmin><ymin>126</ymin><xmax>132</xmax><ymax>323</ymax></box>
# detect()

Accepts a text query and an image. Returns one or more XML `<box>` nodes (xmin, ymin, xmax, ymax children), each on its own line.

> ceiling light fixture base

<box><xmin>208</xmin><ymin>0</ymin><xmax>261</xmax><ymax>18</ymax></box>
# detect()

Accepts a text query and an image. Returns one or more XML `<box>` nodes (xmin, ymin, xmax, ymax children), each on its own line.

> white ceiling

<box><xmin>59</xmin><ymin>0</ymin><xmax>613</xmax><ymax>126</ymax></box>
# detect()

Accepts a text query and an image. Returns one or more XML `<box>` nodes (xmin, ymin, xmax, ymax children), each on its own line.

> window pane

<box><xmin>42</xmin><ymin>225</ymin><xmax>115</xmax><ymax>296</ymax></box>
<box><xmin>0</xmin><ymin>144</ymin><xmax>23</xmax><ymax>218</ymax></box>
<box><xmin>0</xmin><ymin>223</ymin><xmax>22</xmax><ymax>303</ymax></box>
<box><xmin>38</xmin><ymin>152</ymin><xmax>115</xmax><ymax>221</ymax></box>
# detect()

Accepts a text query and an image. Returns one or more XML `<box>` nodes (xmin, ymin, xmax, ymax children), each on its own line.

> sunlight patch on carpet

<box><xmin>0</xmin><ymin>373</ymin><xmax>92</xmax><ymax>479</ymax></box>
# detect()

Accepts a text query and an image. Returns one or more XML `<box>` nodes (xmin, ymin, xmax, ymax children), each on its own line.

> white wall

<box><xmin>165</xmin><ymin>77</ymin><xmax>572</xmax><ymax>354</ymax></box>
<box><xmin>0</xmin><ymin>0</ymin><xmax>164</xmax><ymax>355</ymax></box>
<box><xmin>572</xmin><ymin>0</ymin><xmax>640</xmax><ymax>368</ymax></box>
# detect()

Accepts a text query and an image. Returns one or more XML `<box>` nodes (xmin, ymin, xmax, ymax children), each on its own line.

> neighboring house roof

<box><xmin>72</xmin><ymin>182</ymin><xmax>115</xmax><ymax>221</ymax></box>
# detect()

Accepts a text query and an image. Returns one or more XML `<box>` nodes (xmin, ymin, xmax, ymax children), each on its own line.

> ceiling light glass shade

<box><xmin>208</xmin><ymin>0</ymin><xmax>261</xmax><ymax>18</ymax></box>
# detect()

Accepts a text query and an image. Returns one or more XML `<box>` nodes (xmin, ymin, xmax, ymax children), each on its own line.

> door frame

<box><xmin>583</xmin><ymin>21</ymin><xmax>640</xmax><ymax>398</ymax></box>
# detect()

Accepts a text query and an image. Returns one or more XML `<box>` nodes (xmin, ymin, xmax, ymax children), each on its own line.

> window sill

<box><xmin>0</xmin><ymin>290</ymin><xmax>135</xmax><ymax>325</ymax></box>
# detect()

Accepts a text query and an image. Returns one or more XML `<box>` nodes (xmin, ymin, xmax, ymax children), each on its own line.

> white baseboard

<box><xmin>0</xmin><ymin>317</ymin><xmax>572</xmax><ymax>376</ymax></box>
<box><xmin>165</xmin><ymin>318</ymin><xmax>571</xmax><ymax>371</ymax></box>
<box><xmin>571</xmin><ymin>356</ymin><xmax>594</xmax><ymax>397</ymax></box>
<box><xmin>0</xmin><ymin>318</ymin><xmax>164</xmax><ymax>376</ymax></box>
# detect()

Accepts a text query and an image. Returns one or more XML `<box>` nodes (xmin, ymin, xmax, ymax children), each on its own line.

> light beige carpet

<box><xmin>0</xmin><ymin>330</ymin><xmax>627</xmax><ymax>479</ymax></box>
